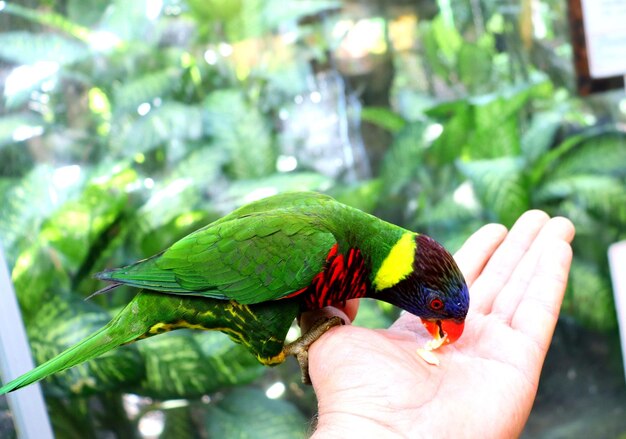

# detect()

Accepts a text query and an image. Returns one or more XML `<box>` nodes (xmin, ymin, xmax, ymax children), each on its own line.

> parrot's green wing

<box><xmin>97</xmin><ymin>211</ymin><xmax>337</xmax><ymax>304</ymax></box>
<box><xmin>211</xmin><ymin>192</ymin><xmax>335</xmax><ymax>225</ymax></box>
<box><xmin>159</xmin><ymin>212</ymin><xmax>336</xmax><ymax>302</ymax></box>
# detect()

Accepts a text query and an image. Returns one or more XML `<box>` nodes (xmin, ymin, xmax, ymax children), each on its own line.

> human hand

<box><xmin>305</xmin><ymin>211</ymin><xmax>575</xmax><ymax>438</ymax></box>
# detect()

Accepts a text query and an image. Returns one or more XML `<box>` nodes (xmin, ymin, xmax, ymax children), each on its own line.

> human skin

<box><xmin>302</xmin><ymin>211</ymin><xmax>575</xmax><ymax>439</ymax></box>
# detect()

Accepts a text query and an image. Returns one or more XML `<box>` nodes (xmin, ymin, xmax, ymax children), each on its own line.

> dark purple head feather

<box><xmin>373</xmin><ymin>234</ymin><xmax>469</xmax><ymax>322</ymax></box>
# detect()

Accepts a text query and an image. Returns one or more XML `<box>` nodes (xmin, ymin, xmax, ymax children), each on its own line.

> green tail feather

<box><xmin>0</xmin><ymin>307</ymin><xmax>150</xmax><ymax>395</ymax></box>
<box><xmin>0</xmin><ymin>290</ymin><xmax>300</xmax><ymax>395</ymax></box>
<box><xmin>0</xmin><ymin>327</ymin><xmax>133</xmax><ymax>395</ymax></box>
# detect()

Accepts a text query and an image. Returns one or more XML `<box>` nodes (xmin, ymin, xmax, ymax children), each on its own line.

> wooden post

<box><xmin>567</xmin><ymin>0</ymin><xmax>624</xmax><ymax>94</ymax></box>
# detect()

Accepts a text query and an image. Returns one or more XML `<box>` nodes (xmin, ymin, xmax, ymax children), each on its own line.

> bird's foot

<box><xmin>281</xmin><ymin>316</ymin><xmax>344</xmax><ymax>385</ymax></box>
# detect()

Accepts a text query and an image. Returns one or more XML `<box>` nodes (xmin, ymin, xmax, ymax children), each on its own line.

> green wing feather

<box><xmin>158</xmin><ymin>214</ymin><xmax>336</xmax><ymax>302</ymax></box>
<box><xmin>212</xmin><ymin>192</ymin><xmax>335</xmax><ymax>223</ymax></box>
<box><xmin>96</xmin><ymin>193</ymin><xmax>338</xmax><ymax>303</ymax></box>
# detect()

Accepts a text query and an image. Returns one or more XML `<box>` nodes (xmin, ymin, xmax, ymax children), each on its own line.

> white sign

<box><xmin>608</xmin><ymin>241</ymin><xmax>626</xmax><ymax>383</ymax></box>
<box><xmin>581</xmin><ymin>0</ymin><xmax>626</xmax><ymax>78</ymax></box>
<box><xmin>0</xmin><ymin>247</ymin><xmax>54</xmax><ymax>438</ymax></box>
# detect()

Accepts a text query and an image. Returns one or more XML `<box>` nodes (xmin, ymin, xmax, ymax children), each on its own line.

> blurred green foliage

<box><xmin>0</xmin><ymin>0</ymin><xmax>625</xmax><ymax>437</ymax></box>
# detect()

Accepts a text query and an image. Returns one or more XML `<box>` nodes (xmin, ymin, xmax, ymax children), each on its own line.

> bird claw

<box><xmin>281</xmin><ymin>316</ymin><xmax>344</xmax><ymax>384</ymax></box>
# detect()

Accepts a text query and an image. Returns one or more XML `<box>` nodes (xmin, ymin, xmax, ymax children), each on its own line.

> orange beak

<box><xmin>422</xmin><ymin>319</ymin><xmax>465</xmax><ymax>346</ymax></box>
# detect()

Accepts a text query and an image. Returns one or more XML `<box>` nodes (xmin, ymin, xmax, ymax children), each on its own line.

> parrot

<box><xmin>0</xmin><ymin>191</ymin><xmax>469</xmax><ymax>394</ymax></box>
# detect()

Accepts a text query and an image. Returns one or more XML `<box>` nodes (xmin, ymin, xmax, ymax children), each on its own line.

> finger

<box><xmin>491</xmin><ymin>217</ymin><xmax>575</xmax><ymax>322</ymax></box>
<box><xmin>454</xmin><ymin>223</ymin><xmax>508</xmax><ymax>287</ymax></box>
<box><xmin>510</xmin><ymin>238</ymin><xmax>573</xmax><ymax>355</ymax></box>
<box><xmin>470</xmin><ymin>210</ymin><xmax>550</xmax><ymax>315</ymax></box>
<box><xmin>300</xmin><ymin>306</ymin><xmax>351</xmax><ymax>334</ymax></box>
<box><xmin>342</xmin><ymin>299</ymin><xmax>360</xmax><ymax>322</ymax></box>
<box><xmin>389</xmin><ymin>309</ymin><xmax>425</xmax><ymax>334</ymax></box>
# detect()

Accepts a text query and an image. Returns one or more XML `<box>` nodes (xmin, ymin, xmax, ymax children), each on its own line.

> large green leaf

<box><xmin>257</xmin><ymin>0</ymin><xmax>340</xmax><ymax>33</ymax></box>
<box><xmin>39</xmin><ymin>167</ymin><xmax>137</xmax><ymax>271</ymax></box>
<box><xmin>379</xmin><ymin>122</ymin><xmax>428</xmax><ymax>193</ymax></box>
<box><xmin>118</xmin><ymin>103</ymin><xmax>204</xmax><ymax>156</ymax></box>
<box><xmin>458</xmin><ymin>157</ymin><xmax>529</xmax><ymax>226</ymax></box>
<box><xmin>429</xmin><ymin>105</ymin><xmax>471</xmax><ymax>164</ymax></box>
<box><xmin>186</xmin><ymin>0</ymin><xmax>244</xmax><ymax>22</ymax></box>
<box><xmin>203</xmin><ymin>388</ymin><xmax>307</xmax><ymax>438</ymax></box>
<box><xmin>468</xmin><ymin>115</ymin><xmax>520</xmax><ymax>159</ymax></box>
<box><xmin>551</xmin><ymin>132</ymin><xmax>626</xmax><ymax>179</ymax></box>
<box><xmin>3</xmin><ymin>64</ymin><xmax>60</xmax><ymax>109</ymax></box>
<box><xmin>465</xmin><ymin>86</ymin><xmax>536</xmax><ymax>158</ymax></box>
<box><xmin>188</xmin><ymin>0</ymin><xmax>338</xmax><ymax>41</ymax></box>
<box><xmin>113</xmin><ymin>69</ymin><xmax>181</xmax><ymax>113</ymax></box>
<box><xmin>562</xmin><ymin>259</ymin><xmax>617</xmax><ymax>331</ymax></box>
<box><xmin>360</xmin><ymin>107</ymin><xmax>407</xmax><ymax>134</ymax></box>
<box><xmin>10</xmin><ymin>166</ymin><xmax>139</xmax><ymax>313</ymax></box>
<box><xmin>529</xmin><ymin>126</ymin><xmax>611</xmax><ymax>186</ymax></box>
<box><xmin>427</xmin><ymin>81</ymin><xmax>551</xmax><ymax>161</ymax></box>
<box><xmin>413</xmin><ymin>187</ymin><xmax>484</xmax><ymax>254</ymax></box>
<box><xmin>232</xmin><ymin>0</ymin><xmax>338</xmax><ymax>42</ymax></box>
<box><xmin>457</xmin><ymin>42</ymin><xmax>493</xmax><ymax>93</ymax></box>
<box><xmin>67</xmin><ymin>0</ymin><xmax>110</xmax><ymax>27</ymax></box>
<box><xmin>420</xmin><ymin>22</ymin><xmax>447</xmax><ymax>77</ymax></box>
<box><xmin>204</xmin><ymin>89</ymin><xmax>276</xmax><ymax>179</ymax></box>
<box><xmin>0</xmin><ymin>113</ymin><xmax>44</xmax><ymax>148</ymax></box>
<box><xmin>420</xmin><ymin>17</ymin><xmax>459</xmax><ymax>80</ymax></box>
<box><xmin>329</xmin><ymin>179</ymin><xmax>383</xmax><ymax>213</ymax></box>
<box><xmin>11</xmin><ymin>243</ymin><xmax>71</xmax><ymax>320</ymax></box>
<box><xmin>160</xmin><ymin>405</ymin><xmax>196</xmax><ymax>439</ymax></box>
<box><xmin>536</xmin><ymin>174</ymin><xmax>626</xmax><ymax>224</ymax></box>
<box><xmin>521</xmin><ymin>111</ymin><xmax>562</xmax><ymax>164</ymax></box>
<box><xmin>132</xmin><ymin>146</ymin><xmax>227</xmax><ymax>254</ymax></box>
<box><xmin>0</xmin><ymin>165</ymin><xmax>59</xmax><ymax>266</ymax></box>
<box><xmin>418</xmin><ymin>189</ymin><xmax>479</xmax><ymax>228</ymax></box>
<box><xmin>134</xmin><ymin>208</ymin><xmax>216</xmax><ymax>258</ymax></box>
<box><xmin>0</xmin><ymin>31</ymin><xmax>89</xmax><ymax>65</ymax></box>
<box><xmin>471</xmin><ymin>80</ymin><xmax>554</xmax><ymax>159</ymax></box>
<box><xmin>550</xmin><ymin>200</ymin><xmax>600</xmax><ymax>238</ymax></box>
<box><xmin>1</xmin><ymin>3</ymin><xmax>92</xmax><ymax>42</ymax></box>
<box><xmin>136</xmin><ymin>179</ymin><xmax>201</xmax><ymax>234</ymax></box>
<box><xmin>170</xmin><ymin>144</ymin><xmax>229</xmax><ymax>183</ymax></box>
<box><xmin>0</xmin><ymin>30</ymin><xmax>89</xmax><ymax>107</ymax></box>
<box><xmin>99</xmin><ymin>0</ymin><xmax>158</xmax><ymax>43</ymax></box>
<box><xmin>135</xmin><ymin>331</ymin><xmax>264</xmax><ymax>399</ymax></box>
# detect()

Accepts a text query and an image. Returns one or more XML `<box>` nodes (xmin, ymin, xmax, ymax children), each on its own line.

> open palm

<box><xmin>307</xmin><ymin>211</ymin><xmax>575</xmax><ymax>438</ymax></box>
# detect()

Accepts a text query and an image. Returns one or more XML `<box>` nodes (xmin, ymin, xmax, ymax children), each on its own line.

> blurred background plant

<box><xmin>0</xmin><ymin>0</ymin><xmax>625</xmax><ymax>437</ymax></box>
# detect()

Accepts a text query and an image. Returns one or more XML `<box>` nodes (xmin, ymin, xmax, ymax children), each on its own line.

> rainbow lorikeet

<box><xmin>0</xmin><ymin>192</ymin><xmax>468</xmax><ymax>394</ymax></box>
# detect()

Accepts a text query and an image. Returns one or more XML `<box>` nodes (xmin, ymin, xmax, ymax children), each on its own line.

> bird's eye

<box><xmin>429</xmin><ymin>298</ymin><xmax>444</xmax><ymax>311</ymax></box>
